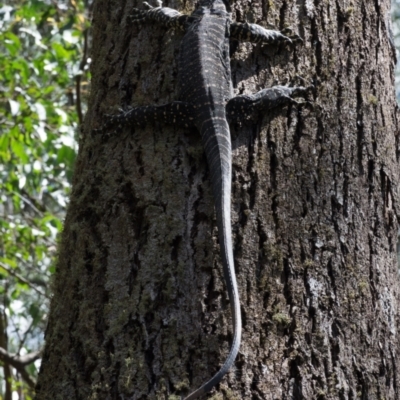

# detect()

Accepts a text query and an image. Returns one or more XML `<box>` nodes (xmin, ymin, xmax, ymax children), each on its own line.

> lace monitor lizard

<box><xmin>97</xmin><ymin>0</ymin><xmax>311</xmax><ymax>398</ymax></box>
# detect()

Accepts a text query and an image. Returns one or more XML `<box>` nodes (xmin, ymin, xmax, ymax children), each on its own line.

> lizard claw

<box><xmin>143</xmin><ymin>0</ymin><xmax>162</xmax><ymax>9</ymax></box>
<box><xmin>143</xmin><ymin>2</ymin><xmax>154</xmax><ymax>9</ymax></box>
<box><xmin>289</xmin><ymin>35</ymin><xmax>303</xmax><ymax>43</ymax></box>
<box><xmin>293</xmin><ymin>76</ymin><xmax>315</xmax><ymax>92</ymax></box>
<box><xmin>281</xmin><ymin>27</ymin><xmax>303</xmax><ymax>44</ymax></box>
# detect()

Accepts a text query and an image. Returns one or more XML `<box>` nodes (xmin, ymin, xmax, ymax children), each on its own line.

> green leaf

<box><xmin>51</xmin><ymin>42</ymin><xmax>71</xmax><ymax>60</ymax></box>
<box><xmin>57</xmin><ymin>144</ymin><xmax>76</xmax><ymax>165</ymax></box>
<box><xmin>0</xmin><ymin>133</ymin><xmax>10</xmax><ymax>161</ymax></box>
<box><xmin>11</xmin><ymin>138</ymin><xmax>29</xmax><ymax>163</ymax></box>
<box><xmin>4</xmin><ymin>32</ymin><xmax>21</xmax><ymax>56</ymax></box>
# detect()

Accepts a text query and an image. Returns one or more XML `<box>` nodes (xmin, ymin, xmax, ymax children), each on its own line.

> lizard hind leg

<box><xmin>226</xmin><ymin>85</ymin><xmax>313</xmax><ymax>124</ymax></box>
<box><xmin>230</xmin><ymin>22</ymin><xmax>296</xmax><ymax>45</ymax></box>
<box><xmin>94</xmin><ymin>101</ymin><xmax>195</xmax><ymax>136</ymax></box>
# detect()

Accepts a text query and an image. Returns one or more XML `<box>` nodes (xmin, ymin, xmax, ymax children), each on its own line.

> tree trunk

<box><xmin>36</xmin><ymin>0</ymin><xmax>400</xmax><ymax>399</ymax></box>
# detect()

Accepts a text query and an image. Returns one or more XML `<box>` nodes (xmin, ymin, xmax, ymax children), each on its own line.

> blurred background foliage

<box><xmin>0</xmin><ymin>0</ymin><xmax>91</xmax><ymax>398</ymax></box>
<box><xmin>0</xmin><ymin>0</ymin><xmax>399</xmax><ymax>399</ymax></box>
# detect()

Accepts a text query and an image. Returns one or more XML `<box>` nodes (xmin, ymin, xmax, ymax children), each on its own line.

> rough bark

<box><xmin>36</xmin><ymin>0</ymin><xmax>400</xmax><ymax>399</ymax></box>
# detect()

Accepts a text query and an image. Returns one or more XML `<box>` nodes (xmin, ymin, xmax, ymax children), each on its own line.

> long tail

<box><xmin>184</xmin><ymin>122</ymin><xmax>242</xmax><ymax>399</ymax></box>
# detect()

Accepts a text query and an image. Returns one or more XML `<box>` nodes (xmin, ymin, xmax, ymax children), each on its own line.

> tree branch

<box><xmin>0</xmin><ymin>347</ymin><xmax>42</xmax><ymax>367</ymax></box>
<box><xmin>0</xmin><ymin>262</ymin><xmax>49</xmax><ymax>299</ymax></box>
<box><xmin>0</xmin><ymin>346</ymin><xmax>41</xmax><ymax>388</ymax></box>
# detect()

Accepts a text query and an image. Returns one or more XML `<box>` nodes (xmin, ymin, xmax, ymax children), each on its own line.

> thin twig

<box><xmin>0</xmin><ymin>263</ymin><xmax>49</xmax><ymax>299</ymax></box>
<box><xmin>76</xmin><ymin>28</ymin><xmax>89</xmax><ymax>124</ymax></box>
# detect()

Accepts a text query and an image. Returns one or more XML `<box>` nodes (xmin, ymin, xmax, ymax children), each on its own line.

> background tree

<box><xmin>34</xmin><ymin>0</ymin><xmax>400</xmax><ymax>398</ymax></box>
<box><xmin>392</xmin><ymin>0</ymin><xmax>400</xmax><ymax>100</ymax></box>
<box><xmin>0</xmin><ymin>1</ymin><xmax>90</xmax><ymax>398</ymax></box>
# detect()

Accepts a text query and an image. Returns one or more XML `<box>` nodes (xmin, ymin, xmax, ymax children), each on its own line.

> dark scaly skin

<box><xmin>97</xmin><ymin>1</ymin><xmax>312</xmax><ymax>398</ymax></box>
<box><xmin>179</xmin><ymin>5</ymin><xmax>239</xmax><ymax>399</ymax></box>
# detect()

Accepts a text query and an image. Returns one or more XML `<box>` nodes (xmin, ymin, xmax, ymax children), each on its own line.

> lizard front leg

<box><xmin>230</xmin><ymin>22</ymin><xmax>299</xmax><ymax>45</ymax></box>
<box><xmin>95</xmin><ymin>101</ymin><xmax>195</xmax><ymax>134</ymax></box>
<box><xmin>129</xmin><ymin>1</ymin><xmax>190</xmax><ymax>30</ymax></box>
<box><xmin>226</xmin><ymin>85</ymin><xmax>312</xmax><ymax>123</ymax></box>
